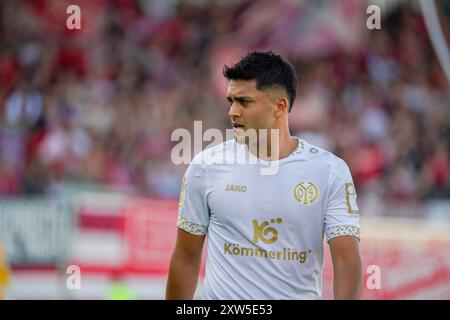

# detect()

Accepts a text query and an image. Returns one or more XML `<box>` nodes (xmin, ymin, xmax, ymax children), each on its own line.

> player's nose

<box><xmin>228</xmin><ymin>102</ymin><xmax>241</xmax><ymax>119</ymax></box>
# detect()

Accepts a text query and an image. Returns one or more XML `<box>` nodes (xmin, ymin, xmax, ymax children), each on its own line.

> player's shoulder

<box><xmin>299</xmin><ymin>139</ymin><xmax>349</xmax><ymax>171</ymax></box>
<box><xmin>191</xmin><ymin>139</ymin><xmax>238</xmax><ymax>166</ymax></box>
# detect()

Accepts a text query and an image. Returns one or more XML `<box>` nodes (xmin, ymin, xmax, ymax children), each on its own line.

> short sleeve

<box><xmin>325</xmin><ymin>158</ymin><xmax>361</xmax><ymax>242</ymax></box>
<box><xmin>177</xmin><ymin>161</ymin><xmax>210</xmax><ymax>235</ymax></box>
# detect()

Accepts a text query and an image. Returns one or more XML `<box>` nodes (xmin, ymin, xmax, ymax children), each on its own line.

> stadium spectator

<box><xmin>0</xmin><ymin>0</ymin><xmax>449</xmax><ymax>207</ymax></box>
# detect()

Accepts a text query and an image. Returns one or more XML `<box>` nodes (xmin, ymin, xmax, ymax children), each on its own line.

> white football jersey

<box><xmin>177</xmin><ymin>138</ymin><xmax>360</xmax><ymax>300</ymax></box>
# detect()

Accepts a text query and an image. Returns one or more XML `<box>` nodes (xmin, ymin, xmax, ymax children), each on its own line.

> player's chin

<box><xmin>234</xmin><ymin>135</ymin><xmax>246</xmax><ymax>145</ymax></box>
<box><xmin>232</xmin><ymin>128</ymin><xmax>245</xmax><ymax>144</ymax></box>
<box><xmin>233</xmin><ymin>132</ymin><xmax>247</xmax><ymax>144</ymax></box>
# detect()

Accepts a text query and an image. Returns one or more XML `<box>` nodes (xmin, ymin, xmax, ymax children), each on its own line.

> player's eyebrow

<box><xmin>226</xmin><ymin>96</ymin><xmax>254</xmax><ymax>102</ymax></box>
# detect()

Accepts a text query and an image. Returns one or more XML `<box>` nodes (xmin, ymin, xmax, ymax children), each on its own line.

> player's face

<box><xmin>227</xmin><ymin>79</ymin><xmax>277</xmax><ymax>144</ymax></box>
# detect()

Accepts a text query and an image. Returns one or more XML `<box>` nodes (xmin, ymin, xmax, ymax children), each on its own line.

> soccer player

<box><xmin>166</xmin><ymin>51</ymin><xmax>362</xmax><ymax>300</ymax></box>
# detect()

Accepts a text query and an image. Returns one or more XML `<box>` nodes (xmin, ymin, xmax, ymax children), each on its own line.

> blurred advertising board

<box><xmin>69</xmin><ymin>195</ymin><xmax>206</xmax><ymax>275</ymax></box>
<box><xmin>72</xmin><ymin>195</ymin><xmax>449</xmax><ymax>299</ymax></box>
<box><xmin>3</xmin><ymin>193</ymin><xmax>449</xmax><ymax>299</ymax></box>
<box><xmin>123</xmin><ymin>197</ymin><xmax>179</xmax><ymax>273</ymax></box>
<box><xmin>323</xmin><ymin>217</ymin><xmax>450</xmax><ymax>299</ymax></box>
<box><xmin>0</xmin><ymin>199</ymin><xmax>73</xmax><ymax>266</ymax></box>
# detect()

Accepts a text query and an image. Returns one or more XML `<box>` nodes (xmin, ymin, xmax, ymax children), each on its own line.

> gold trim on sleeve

<box><xmin>326</xmin><ymin>225</ymin><xmax>360</xmax><ymax>242</ymax></box>
<box><xmin>177</xmin><ymin>215</ymin><xmax>208</xmax><ymax>235</ymax></box>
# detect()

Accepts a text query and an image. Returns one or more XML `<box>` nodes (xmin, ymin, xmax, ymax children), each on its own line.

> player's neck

<box><xmin>247</xmin><ymin>129</ymin><xmax>298</xmax><ymax>161</ymax></box>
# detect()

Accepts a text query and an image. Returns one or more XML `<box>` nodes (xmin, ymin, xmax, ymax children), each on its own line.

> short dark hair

<box><xmin>223</xmin><ymin>51</ymin><xmax>298</xmax><ymax>112</ymax></box>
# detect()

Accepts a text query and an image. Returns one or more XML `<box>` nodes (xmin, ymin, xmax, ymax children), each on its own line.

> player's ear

<box><xmin>274</xmin><ymin>97</ymin><xmax>288</xmax><ymax>119</ymax></box>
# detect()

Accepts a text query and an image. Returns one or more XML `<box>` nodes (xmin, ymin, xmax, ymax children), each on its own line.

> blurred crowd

<box><xmin>0</xmin><ymin>0</ymin><xmax>449</xmax><ymax>202</ymax></box>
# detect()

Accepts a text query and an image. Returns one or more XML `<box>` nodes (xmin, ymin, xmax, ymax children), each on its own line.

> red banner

<box><xmin>123</xmin><ymin>197</ymin><xmax>206</xmax><ymax>275</ymax></box>
<box><xmin>322</xmin><ymin>239</ymin><xmax>450</xmax><ymax>299</ymax></box>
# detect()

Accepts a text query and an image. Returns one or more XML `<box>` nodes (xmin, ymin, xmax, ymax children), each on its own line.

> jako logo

<box><xmin>252</xmin><ymin>218</ymin><xmax>282</xmax><ymax>244</ymax></box>
<box><xmin>225</xmin><ymin>184</ymin><xmax>247</xmax><ymax>192</ymax></box>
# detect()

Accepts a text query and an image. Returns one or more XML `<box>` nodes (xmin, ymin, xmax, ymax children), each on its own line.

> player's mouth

<box><xmin>232</xmin><ymin>123</ymin><xmax>245</xmax><ymax>130</ymax></box>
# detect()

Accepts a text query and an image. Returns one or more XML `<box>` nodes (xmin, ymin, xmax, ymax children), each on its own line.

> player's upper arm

<box><xmin>324</xmin><ymin>158</ymin><xmax>360</xmax><ymax>243</ymax></box>
<box><xmin>173</xmin><ymin>227</ymin><xmax>206</xmax><ymax>260</ymax></box>
<box><xmin>177</xmin><ymin>159</ymin><xmax>210</xmax><ymax>236</ymax></box>
<box><xmin>328</xmin><ymin>235</ymin><xmax>361</xmax><ymax>264</ymax></box>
